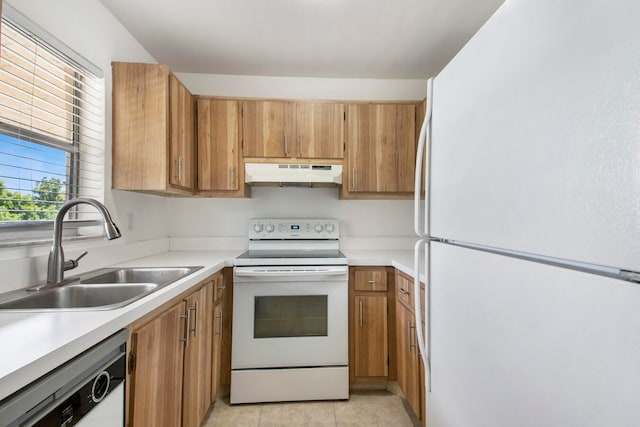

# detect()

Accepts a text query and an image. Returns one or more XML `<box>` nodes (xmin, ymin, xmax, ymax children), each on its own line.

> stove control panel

<box><xmin>249</xmin><ymin>219</ymin><xmax>339</xmax><ymax>239</ymax></box>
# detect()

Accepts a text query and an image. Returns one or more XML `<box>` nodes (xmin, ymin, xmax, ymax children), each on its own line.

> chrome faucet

<box><xmin>47</xmin><ymin>198</ymin><xmax>121</xmax><ymax>285</ymax></box>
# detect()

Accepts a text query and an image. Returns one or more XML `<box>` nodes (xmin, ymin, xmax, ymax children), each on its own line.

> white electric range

<box><xmin>230</xmin><ymin>218</ymin><xmax>349</xmax><ymax>404</ymax></box>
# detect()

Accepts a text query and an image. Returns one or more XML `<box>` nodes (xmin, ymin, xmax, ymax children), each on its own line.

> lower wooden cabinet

<box><xmin>354</xmin><ymin>294</ymin><xmax>388</xmax><ymax>377</ymax></box>
<box><xmin>128</xmin><ymin>301</ymin><xmax>185</xmax><ymax>427</ymax></box>
<box><xmin>349</xmin><ymin>266</ymin><xmax>395</xmax><ymax>383</ymax></box>
<box><xmin>182</xmin><ymin>280</ymin><xmax>213</xmax><ymax>427</ymax></box>
<box><xmin>395</xmin><ymin>270</ymin><xmax>427</xmax><ymax>425</ymax></box>
<box><xmin>127</xmin><ymin>271</ymin><xmax>226</xmax><ymax>427</ymax></box>
<box><xmin>396</xmin><ymin>297</ymin><xmax>421</xmax><ymax>418</ymax></box>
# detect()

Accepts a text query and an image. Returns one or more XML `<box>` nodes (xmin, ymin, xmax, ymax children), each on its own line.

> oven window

<box><xmin>254</xmin><ymin>295</ymin><xmax>328</xmax><ymax>338</ymax></box>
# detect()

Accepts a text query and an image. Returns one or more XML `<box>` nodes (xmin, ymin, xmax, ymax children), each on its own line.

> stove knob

<box><xmin>265</xmin><ymin>224</ymin><xmax>275</xmax><ymax>233</ymax></box>
<box><xmin>325</xmin><ymin>223</ymin><xmax>335</xmax><ymax>233</ymax></box>
<box><xmin>253</xmin><ymin>223</ymin><xmax>264</xmax><ymax>233</ymax></box>
<box><xmin>314</xmin><ymin>224</ymin><xmax>324</xmax><ymax>233</ymax></box>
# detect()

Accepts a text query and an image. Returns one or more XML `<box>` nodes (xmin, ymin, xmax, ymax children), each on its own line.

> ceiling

<box><xmin>100</xmin><ymin>0</ymin><xmax>505</xmax><ymax>79</ymax></box>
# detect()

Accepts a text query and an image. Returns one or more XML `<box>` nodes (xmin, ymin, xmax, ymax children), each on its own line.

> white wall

<box><xmin>168</xmin><ymin>187</ymin><xmax>414</xmax><ymax>249</ymax></box>
<box><xmin>0</xmin><ymin>0</ymin><xmax>170</xmax><ymax>291</ymax></box>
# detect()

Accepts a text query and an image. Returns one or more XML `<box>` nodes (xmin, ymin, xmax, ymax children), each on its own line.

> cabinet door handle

<box><xmin>189</xmin><ymin>302</ymin><xmax>198</xmax><ymax>337</ymax></box>
<box><xmin>368</xmin><ymin>280</ymin><xmax>375</xmax><ymax>284</ymax></box>
<box><xmin>408</xmin><ymin>321</ymin><xmax>416</xmax><ymax>353</ymax></box>
<box><xmin>229</xmin><ymin>167</ymin><xmax>235</xmax><ymax>187</ymax></box>
<box><xmin>351</xmin><ymin>167</ymin><xmax>356</xmax><ymax>191</ymax></box>
<box><xmin>215</xmin><ymin>310</ymin><xmax>224</xmax><ymax>338</ymax></box>
<box><xmin>175</xmin><ymin>157</ymin><xmax>183</xmax><ymax>182</ymax></box>
<box><xmin>359</xmin><ymin>300</ymin><xmax>364</xmax><ymax>327</ymax></box>
<box><xmin>284</xmin><ymin>132</ymin><xmax>289</xmax><ymax>156</ymax></box>
<box><xmin>299</xmin><ymin>135</ymin><xmax>303</xmax><ymax>157</ymax></box>
<box><xmin>180</xmin><ymin>308</ymin><xmax>191</xmax><ymax>347</ymax></box>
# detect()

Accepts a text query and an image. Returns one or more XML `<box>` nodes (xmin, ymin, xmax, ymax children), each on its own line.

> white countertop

<box><xmin>0</xmin><ymin>249</ymin><xmax>420</xmax><ymax>402</ymax></box>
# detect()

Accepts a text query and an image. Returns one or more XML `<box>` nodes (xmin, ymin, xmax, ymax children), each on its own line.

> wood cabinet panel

<box><xmin>242</xmin><ymin>100</ymin><xmax>291</xmax><ymax>157</ymax></box>
<box><xmin>354</xmin><ymin>295</ymin><xmax>388</xmax><ymax>377</ymax></box>
<box><xmin>294</xmin><ymin>102</ymin><xmax>344</xmax><ymax>159</ymax></box>
<box><xmin>396</xmin><ymin>104</ymin><xmax>417</xmax><ymax>192</ymax></box>
<box><xmin>197</xmin><ymin>99</ymin><xmax>241</xmax><ymax>192</ymax></box>
<box><xmin>169</xmin><ymin>74</ymin><xmax>195</xmax><ymax>190</ymax></box>
<box><xmin>354</xmin><ymin>269</ymin><xmax>387</xmax><ymax>292</ymax></box>
<box><xmin>396</xmin><ymin>300</ymin><xmax>421</xmax><ymax>420</ymax></box>
<box><xmin>112</xmin><ymin>63</ymin><xmax>169</xmax><ymax>191</ymax></box>
<box><xmin>182</xmin><ymin>286</ymin><xmax>213</xmax><ymax>427</ymax></box>
<box><xmin>343</xmin><ymin>102</ymin><xmax>418</xmax><ymax>198</ymax></box>
<box><xmin>129</xmin><ymin>301</ymin><xmax>185</xmax><ymax>427</ymax></box>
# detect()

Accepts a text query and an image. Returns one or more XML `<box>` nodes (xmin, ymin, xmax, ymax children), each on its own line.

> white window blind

<box><xmin>0</xmin><ymin>10</ymin><xmax>105</xmax><ymax>242</ymax></box>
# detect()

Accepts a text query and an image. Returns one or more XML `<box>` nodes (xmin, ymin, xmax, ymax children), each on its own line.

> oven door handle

<box><xmin>234</xmin><ymin>267</ymin><xmax>348</xmax><ymax>277</ymax></box>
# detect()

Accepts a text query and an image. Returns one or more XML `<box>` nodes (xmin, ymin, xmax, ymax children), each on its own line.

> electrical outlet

<box><xmin>127</xmin><ymin>213</ymin><xmax>134</xmax><ymax>231</ymax></box>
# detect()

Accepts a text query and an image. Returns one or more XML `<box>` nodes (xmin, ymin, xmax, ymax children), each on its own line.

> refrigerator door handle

<box><xmin>414</xmin><ymin>78</ymin><xmax>434</xmax><ymax>238</ymax></box>
<box><xmin>414</xmin><ymin>238</ymin><xmax>431</xmax><ymax>390</ymax></box>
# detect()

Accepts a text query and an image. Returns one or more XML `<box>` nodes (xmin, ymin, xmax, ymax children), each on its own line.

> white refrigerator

<box><xmin>413</xmin><ymin>0</ymin><xmax>640</xmax><ymax>426</ymax></box>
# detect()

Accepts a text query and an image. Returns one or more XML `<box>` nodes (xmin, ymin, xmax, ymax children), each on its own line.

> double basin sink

<box><xmin>0</xmin><ymin>266</ymin><xmax>203</xmax><ymax>311</ymax></box>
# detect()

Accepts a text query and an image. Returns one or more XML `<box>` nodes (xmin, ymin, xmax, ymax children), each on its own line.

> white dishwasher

<box><xmin>0</xmin><ymin>329</ymin><xmax>127</xmax><ymax>426</ymax></box>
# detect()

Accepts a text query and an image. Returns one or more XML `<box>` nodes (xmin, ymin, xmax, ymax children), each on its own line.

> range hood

<box><xmin>245</xmin><ymin>163</ymin><xmax>342</xmax><ymax>186</ymax></box>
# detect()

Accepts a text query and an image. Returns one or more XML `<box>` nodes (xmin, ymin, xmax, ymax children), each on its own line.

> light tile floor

<box><xmin>203</xmin><ymin>390</ymin><xmax>417</xmax><ymax>427</ymax></box>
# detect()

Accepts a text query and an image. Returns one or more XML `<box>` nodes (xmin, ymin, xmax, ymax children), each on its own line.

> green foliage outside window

<box><xmin>0</xmin><ymin>177</ymin><xmax>66</xmax><ymax>221</ymax></box>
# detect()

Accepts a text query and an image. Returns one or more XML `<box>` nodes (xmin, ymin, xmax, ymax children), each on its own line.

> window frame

<box><xmin>0</xmin><ymin>4</ymin><xmax>104</xmax><ymax>245</ymax></box>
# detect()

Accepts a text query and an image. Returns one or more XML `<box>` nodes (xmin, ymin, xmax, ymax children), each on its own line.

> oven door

<box><xmin>232</xmin><ymin>266</ymin><xmax>348</xmax><ymax>369</ymax></box>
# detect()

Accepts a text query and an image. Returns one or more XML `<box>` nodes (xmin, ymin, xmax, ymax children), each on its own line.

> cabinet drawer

<box><xmin>354</xmin><ymin>269</ymin><xmax>387</xmax><ymax>291</ymax></box>
<box><xmin>395</xmin><ymin>271</ymin><xmax>412</xmax><ymax>306</ymax></box>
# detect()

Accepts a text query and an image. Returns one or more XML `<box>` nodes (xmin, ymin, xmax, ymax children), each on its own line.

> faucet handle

<box><xmin>64</xmin><ymin>251</ymin><xmax>88</xmax><ymax>271</ymax></box>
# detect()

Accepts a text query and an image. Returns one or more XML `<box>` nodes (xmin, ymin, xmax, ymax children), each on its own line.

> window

<box><xmin>0</xmin><ymin>7</ymin><xmax>105</xmax><ymax>243</ymax></box>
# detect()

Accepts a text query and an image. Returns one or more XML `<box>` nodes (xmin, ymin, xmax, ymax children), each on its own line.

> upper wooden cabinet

<box><xmin>242</xmin><ymin>100</ymin><xmax>344</xmax><ymax>160</ymax></box>
<box><xmin>112</xmin><ymin>62</ymin><xmax>195</xmax><ymax>194</ymax></box>
<box><xmin>342</xmin><ymin>102</ymin><xmax>419</xmax><ymax>198</ymax></box>
<box><xmin>294</xmin><ymin>102</ymin><xmax>344</xmax><ymax>159</ymax></box>
<box><xmin>197</xmin><ymin>99</ymin><xmax>248</xmax><ymax>196</ymax></box>
<box><xmin>242</xmin><ymin>100</ymin><xmax>292</xmax><ymax>158</ymax></box>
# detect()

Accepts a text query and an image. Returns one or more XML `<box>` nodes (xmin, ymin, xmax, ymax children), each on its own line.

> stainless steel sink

<box><xmin>80</xmin><ymin>267</ymin><xmax>201</xmax><ymax>286</ymax></box>
<box><xmin>0</xmin><ymin>266</ymin><xmax>203</xmax><ymax>311</ymax></box>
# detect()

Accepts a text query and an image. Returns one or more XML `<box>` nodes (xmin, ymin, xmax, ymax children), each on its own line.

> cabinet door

<box><xmin>354</xmin><ymin>295</ymin><xmax>388</xmax><ymax>377</ymax></box>
<box><xmin>182</xmin><ymin>285</ymin><xmax>213</xmax><ymax>427</ymax></box>
<box><xmin>112</xmin><ymin>62</ymin><xmax>170</xmax><ymax>191</ymax></box>
<box><xmin>129</xmin><ymin>301</ymin><xmax>185</xmax><ymax>427</ymax></box>
<box><xmin>346</xmin><ymin>104</ymin><xmax>390</xmax><ymax>192</ymax></box>
<box><xmin>396</xmin><ymin>302</ymin><xmax>421</xmax><ymax>420</ymax></box>
<box><xmin>198</xmin><ymin>99</ymin><xmax>241</xmax><ymax>191</ymax></box>
<box><xmin>294</xmin><ymin>102</ymin><xmax>344</xmax><ymax>159</ymax></box>
<box><xmin>396</xmin><ymin>103</ymin><xmax>417</xmax><ymax>192</ymax></box>
<box><xmin>169</xmin><ymin>74</ymin><xmax>195</xmax><ymax>190</ymax></box>
<box><xmin>242</xmin><ymin>100</ymin><xmax>292</xmax><ymax>157</ymax></box>
<box><xmin>345</xmin><ymin>103</ymin><xmax>416</xmax><ymax>193</ymax></box>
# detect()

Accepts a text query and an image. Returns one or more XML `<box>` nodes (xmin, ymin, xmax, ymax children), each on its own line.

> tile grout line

<box><xmin>333</xmin><ymin>401</ymin><xmax>338</xmax><ymax>426</ymax></box>
<box><xmin>257</xmin><ymin>403</ymin><xmax>264</xmax><ymax>427</ymax></box>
